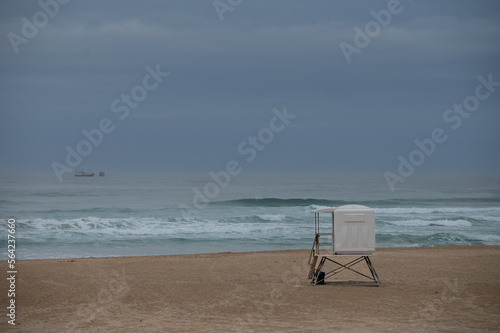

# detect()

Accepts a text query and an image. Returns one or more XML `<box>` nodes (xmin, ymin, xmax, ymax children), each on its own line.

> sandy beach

<box><xmin>2</xmin><ymin>246</ymin><xmax>499</xmax><ymax>332</ymax></box>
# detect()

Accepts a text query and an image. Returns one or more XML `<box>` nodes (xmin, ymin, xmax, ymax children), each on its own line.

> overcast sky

<box><xmin>1</xmin><ymin>0</ymin><xmax>499</xmax><ymax>179</ymax></box>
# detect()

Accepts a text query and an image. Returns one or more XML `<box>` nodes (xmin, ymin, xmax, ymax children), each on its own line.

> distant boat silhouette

<box><xmin>75</xmin><ymin>171</ymin><xmax>94</xmax><ymax>177</ymax></box>
<box><xmin>99</xmin><ymin>171</ymin><xmax>105</xmax><ymax>177</ymax></box>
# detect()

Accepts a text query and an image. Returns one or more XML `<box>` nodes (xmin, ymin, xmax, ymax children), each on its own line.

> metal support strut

<box><xmin>311</xmin><ymin>256</ymin><xmax>381</xmax><ymax>286</ymax></box>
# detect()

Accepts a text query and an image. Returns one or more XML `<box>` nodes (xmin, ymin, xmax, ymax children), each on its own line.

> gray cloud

<box><xmin>1</xmin><ymin>0</ymin><xmax>499</xmax><ymax>176</ymax></box>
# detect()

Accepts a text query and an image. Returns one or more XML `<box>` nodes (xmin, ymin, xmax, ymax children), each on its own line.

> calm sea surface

<box><xmin>1</xmin><ymin>173</ymin><xmax>499</xmax><ymax>259</ymax></box>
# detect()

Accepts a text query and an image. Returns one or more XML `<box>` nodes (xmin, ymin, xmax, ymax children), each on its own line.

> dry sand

<box><xmin>2</xmin><ymin>246</ymin><xmax>500</xmax><ymax>332</ymax></box>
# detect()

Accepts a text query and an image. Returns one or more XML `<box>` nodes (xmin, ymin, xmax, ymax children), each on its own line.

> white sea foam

<box><xmin>469</xmin><ymin>215</ymin><xmax>500</xmax><ymax>222</ymax></box>
<box><xmin>468</xmin><ymin>233</ymin><xmax>500</xmax><ymax>244</ymax></box>
<box><xmin>16</xmin><ymin>216</ymin><xmax>308</xmax><ymax>243</ymax></box>
<box><xmin>375</xmin><ymin>207</ymin><xmax>500</xmax><ymax>215</ymax></box>
<box><xmin>307</xmin><ymin>204</ymin><xmax>330</xmax><ymax>211</ymax></box>
<box><xmin>256</xmin><ymin>214</ymin><xmax>286</xmax><ymax>221</ymax></box>
<box><xmin>384</xmin><ymin>219</ymin><xmax>473</xmax><ymax>227</ymax></box>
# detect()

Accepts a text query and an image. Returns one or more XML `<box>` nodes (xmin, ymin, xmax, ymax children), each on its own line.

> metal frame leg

<box><xmin>364</xmin><ymin>256</ymin><xmax>381</xmax><ymax>285</ymax></box>
<box><xmin>310</xmin><ymin>256</ymin><xmax>381</xmax><ymax>286</ymax></box>
<box><xmin>312</xmin><ymin>257</ymin><xmax>327</xmax><ymax>285</ymax></box>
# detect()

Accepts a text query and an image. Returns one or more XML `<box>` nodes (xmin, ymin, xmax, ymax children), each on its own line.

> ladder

<box><xmin>308</xmin><ymin>233</ymin><xmax>333</xmax><ymax>279</ymax></box>
<box><xmin>307</xmin><ymin>249</ymin><xmax>318</xmax><ymax>279</ymax></box>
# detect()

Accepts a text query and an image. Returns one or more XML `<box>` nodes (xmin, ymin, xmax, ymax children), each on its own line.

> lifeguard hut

<box><xmin>307</xmin><ymin>205</ymin><xmax>381</xmax><ymax>286</ymax></box>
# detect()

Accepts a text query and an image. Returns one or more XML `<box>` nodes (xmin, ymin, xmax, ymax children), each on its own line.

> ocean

<box><xmin>1</xmin><ymin>173</ymin><xmax>499</xmax><ymax>259</ymax></box>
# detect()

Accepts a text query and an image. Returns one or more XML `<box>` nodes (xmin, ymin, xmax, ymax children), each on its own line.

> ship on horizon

<box><xmin>74</xmin><ymin>171</ymin><xmax>94</xmax><ymax>177</ymax></box>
